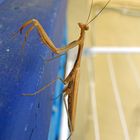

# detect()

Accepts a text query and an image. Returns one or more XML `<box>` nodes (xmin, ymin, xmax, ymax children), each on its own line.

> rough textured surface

<box><xmin>0</xmin><ymin>0</ymin><xmax>67</xmax><ymax>140</ymax></box>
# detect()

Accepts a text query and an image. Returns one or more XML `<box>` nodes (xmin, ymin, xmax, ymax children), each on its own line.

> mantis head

<box><xmin>77</xmin><ymin>0</ymin><xmax>111</xmax><ymax>33</ymax></box>
<box><xmin>78</xmin><ymin>23</ymin><xmax>89</xmax><ymax>31</ymax></box>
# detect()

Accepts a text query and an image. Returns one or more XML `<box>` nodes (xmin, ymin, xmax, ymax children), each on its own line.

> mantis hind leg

<box><xmin>63</xmin><ymin>93</ymin><xmax>73</xmax><ymax>140</ymax></box>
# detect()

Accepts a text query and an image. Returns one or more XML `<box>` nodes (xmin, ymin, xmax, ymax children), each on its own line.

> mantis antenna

<box><xmin>86</xmin><ymin>0</ymin><xmax>111</xmax><ymax>25</ymax></box>
<box><xmin>86</xmin><ymin>0</ymin><xmax>94</xmax><ymax>24</ymax></box>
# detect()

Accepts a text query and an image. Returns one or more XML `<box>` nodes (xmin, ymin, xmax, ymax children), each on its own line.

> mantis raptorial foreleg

<box><xmin>22</xmin><ymin>25</ymin><xmax>35</xmax><ymax>48</ymax></box>
<box><xmin>19</xmin><ymin>19</ymin><xmax>80</xmax><ymax>54</ymax></box>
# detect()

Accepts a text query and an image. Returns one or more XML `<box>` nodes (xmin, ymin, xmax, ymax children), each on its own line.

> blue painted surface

<box><xmin>0</xmin><ymin>0</ymin><xmax>67</xmax><ymax>140</ymax></box>
<box><xmin>48</xmin><ymin>26</ymin><xmax>67</xmax><ymax>140</ymax></box>
<box><xmin>0</xmin><ymin>0</ymin><xmax>4</xmax><ymax>4</ymax></box>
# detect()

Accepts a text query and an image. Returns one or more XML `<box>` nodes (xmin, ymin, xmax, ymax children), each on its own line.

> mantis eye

<box><xmin>84</xmin><ymin>25</ymin><xmax>89</xmax><ymax>30</ymax></box>
<box><xmin>78</xmin><ymin>23</ymin><xmax>82</xmax><ymax>28</ymax></box>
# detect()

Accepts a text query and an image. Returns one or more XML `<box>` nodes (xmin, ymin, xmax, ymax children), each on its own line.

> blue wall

<box><xmin>0</xmin><ymin>0</ymin><xmax>67</xmax><ymax>140</ymax></box>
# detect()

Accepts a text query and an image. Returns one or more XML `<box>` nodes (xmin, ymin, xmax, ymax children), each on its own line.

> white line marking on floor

<box><xmin>107</xmin><ymin>54</ymin><xmax>130</xmax><ymax>140</ymax></box>
<box><xmin>125</xmin><ymin>55</ymin><xmax>140</xmax><ymax>89</ymax></box>
<box><xmin>87</xmin><ymin>57</ymin><xmax>100</xmax><ymax>140</ymax></box>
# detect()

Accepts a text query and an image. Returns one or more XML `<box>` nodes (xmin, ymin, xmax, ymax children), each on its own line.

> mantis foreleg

<box><xmin>22</xmin><ymin>25</ymin><xmax>35</xmax><ymax>48</ymax></box>
<box><xmin>19</xmin><ymin>19</ymin><xmax>80</xmax><ymax>54</ymax></box>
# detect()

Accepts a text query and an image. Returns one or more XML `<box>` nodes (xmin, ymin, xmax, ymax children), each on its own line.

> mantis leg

<box><xmin>19</xmin><ymin>19</ymin><xmax>34</xmax><ymax>34</ymax></box>
<box><xmin>45</xmin><ymin>53</ymin><xmax>66</xmax><ymax>64</ymax></box>
<box><xmin>63</xmin><ymin>93</ymin><xmax>73</xmax><ymax>140</ymax></box>
<box><xmin>19</xmin><ymin>19</ymin><xmax>80</xmax><ymax>54</ymax></box>
<box><xmin>22</xmin><ymin>25</ymin><xmax>35</xmax><ymax>48</ymax></box>
<box><xmin>22</xmin><ymin>77</ymin><xmax>65</xmax><ymax>96</ymax></box>
<box><xmin>11</xmin><ymin>20</ymin><xmax>34</xmax><ymax>40</ymax></box>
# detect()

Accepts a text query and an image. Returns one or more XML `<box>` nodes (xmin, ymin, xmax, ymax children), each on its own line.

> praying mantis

<box><xmin>17</xmin><ymin>0</ymin><xmax>111</xmax><ymax>139</ymax></box>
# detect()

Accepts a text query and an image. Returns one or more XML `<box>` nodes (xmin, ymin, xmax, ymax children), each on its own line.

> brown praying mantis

<box><xmin>17</xmin><ymin>0</ymin><xmax>111</xmax><ymax>139</ymax></box>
